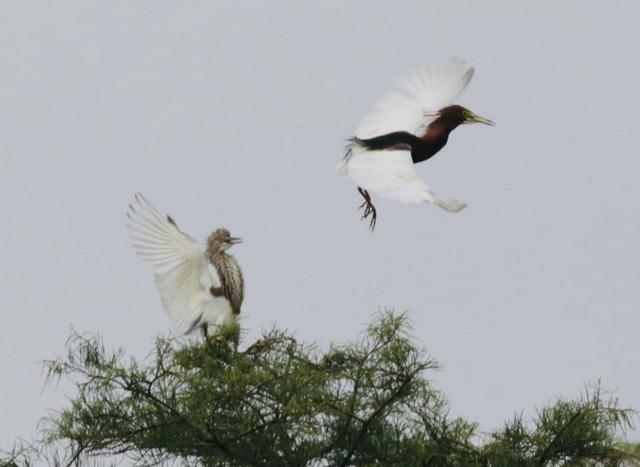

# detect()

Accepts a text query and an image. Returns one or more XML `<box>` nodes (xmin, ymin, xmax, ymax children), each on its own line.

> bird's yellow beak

<box><xmin>228</xmin><ymin>237</ymin><xmax>242</xmax><ymax>245</ymax></box>
<box><xmin>464</xmin><ymin>112</ymin><xmax>495</xmax><ymax>126</ymax></box>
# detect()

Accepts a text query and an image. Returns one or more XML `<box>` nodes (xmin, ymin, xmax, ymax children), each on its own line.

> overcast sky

<box><xmin>2</xmin><ymin>1</ymin><xmax>640</xmax><ymax>449</ymax></box>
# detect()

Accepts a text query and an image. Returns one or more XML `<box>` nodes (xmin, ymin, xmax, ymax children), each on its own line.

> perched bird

<box><xmin>127</xmin><ymin>193</ymin><xmax>244</xmax><ymax>338</ymax></box>
<box><xmin>337</xmin><ymin>58</ymin><xmax>494</xmax><ymax>230</ymax></box>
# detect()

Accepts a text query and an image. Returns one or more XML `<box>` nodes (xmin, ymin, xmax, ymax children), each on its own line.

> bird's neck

<box><xmin>412</xmin><ymin>118</ymin><xmax>462</xmax><ymax>164</ymax></box>
<box><xmin>208</xmin><ymin>248</ymin><xmax>227</xmax><ymax>264</ymax></box>
<box><xmin>423</xmin><ymin>116</ymin><xmax>462</xmax><ymax>142</ymax></box>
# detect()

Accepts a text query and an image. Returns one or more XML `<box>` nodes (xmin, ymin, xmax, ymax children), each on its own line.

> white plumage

<box><xmin>337</xmin><ymin>58</ymin><xmax>475</xmax><ymax>209</ymax></box>
<box><xmin>127</xmin><ymin>194</ymin><xmax>237</xmax><ymax>336</ymax></box>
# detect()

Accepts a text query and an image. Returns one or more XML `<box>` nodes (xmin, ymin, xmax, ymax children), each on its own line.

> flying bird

<box><xmin>127</xmin><ymin>194</ymin><xmax>244</xmax><ymax>338</ymax></box>
<box><xmin>337</xmin><ymin>58</ymin><xmax>494</xmax><ymax>230</ymax></box>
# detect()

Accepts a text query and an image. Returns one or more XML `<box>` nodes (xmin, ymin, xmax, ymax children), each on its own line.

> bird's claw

<box><xmin>357</xmin><ymin>187</ymin><xmax>377</xmax><ymax>231</ymax></box>
<box><xmin>361</xmin><ymin>204</ymin><xmax>377</xmax><ymax>230</ymax></box>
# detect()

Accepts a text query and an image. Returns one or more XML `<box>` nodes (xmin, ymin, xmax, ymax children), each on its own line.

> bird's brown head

<box><xmin>425</xmin><ymin>105</ymin><xmax>494</xmax><ymax>128</ymax></box>
<box><xmin>207</xmin><ymin>228</ymin><xmax>242</xmax><ymax>253</ymax></box>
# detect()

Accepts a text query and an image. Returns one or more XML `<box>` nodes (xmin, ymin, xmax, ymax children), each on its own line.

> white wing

<box><xmin>383</xmin><ymin>179</ymin><xmax>466</xmax><ymax>212</ymax></box>
<box><xmin>127</xmin><ymin>193</ymin><xmax>219</xmax><ymax>335</ymax></box>
<box><xmin>355</xmin><ymin>58</ymin><xmax>474</xmax><ymax>139</ymax></box>
<box><xmin>344</xmin><ymin>147</ymin><xmax>466</xmax><ymax>211</ymax></box>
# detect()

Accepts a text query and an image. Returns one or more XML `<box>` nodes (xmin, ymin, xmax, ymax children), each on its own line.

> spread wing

<box><xmin>355</xmin><ymin>58</ymin><xmax>474</xmax><ymax>139</ymax></box>
<box><xmin>127</xmin><ymin>193</ymin><xmax>215</xmax><ymax>335</ymax></box>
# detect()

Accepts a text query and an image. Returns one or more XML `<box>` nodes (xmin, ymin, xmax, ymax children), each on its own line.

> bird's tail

<box><xmin>336</xmin><ymin>139</ymin><xmax>355</xmax><ymax>175</ymax></box>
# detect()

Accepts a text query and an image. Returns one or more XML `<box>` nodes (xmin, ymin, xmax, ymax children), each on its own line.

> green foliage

<box><xmin>2</xmin><ymin>312</ymin><xmax>638</xmax><ymax>466</ymax></box>
<box><xmin>482</xmin><ymin>393</ymin><xmax>639</xmax><ymax>467</ymax></box>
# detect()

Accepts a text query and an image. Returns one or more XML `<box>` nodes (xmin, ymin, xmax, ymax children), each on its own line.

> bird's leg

<box><xmin>202</xmin><ymin>324</ymin><xmax>223</xmax><ymax>357</ymax></box>
<box><xmin>357</xmin><ymin>187</ymin><xmax>377</xmax><ymax>231</ymax></box>
<box><xmin>229</xmin><ymin>330</ymin><xmax>240</xmax><ymax>353</ymax></box>
<box><xmin>203</xmin><ymin>324</ymin><xmax>218</xmax><ymax>349</ymax></box>
<box><xmin>201</xmin><ymin>325</ymin><xmax>212</xmax><ymax>352</ymax></box>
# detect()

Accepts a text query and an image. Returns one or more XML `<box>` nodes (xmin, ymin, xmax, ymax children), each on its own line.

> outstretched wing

<box><xmin>127</xmin><ymin>193</ymin><xmax>213</xmax><ymax>335</ymax></box>
<box><xmin>355</xmin><ymin>58</ymin><xmax>474</xmax><ymax>139</ymax></box>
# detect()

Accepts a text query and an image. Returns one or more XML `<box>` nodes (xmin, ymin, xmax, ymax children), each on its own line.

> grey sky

<box><xmin>2</xmin><ymin>1</ymin><xmax>640</xmax><ymax>448</ymax></box>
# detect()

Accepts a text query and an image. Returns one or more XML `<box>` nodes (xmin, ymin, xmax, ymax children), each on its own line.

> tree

<box><xmin>2</xmin><ymin>312</ymin><xmax>638</xmax><ymax>466</ymax></box>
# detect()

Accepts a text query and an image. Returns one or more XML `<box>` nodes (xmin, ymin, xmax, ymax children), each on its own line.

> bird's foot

<box><xmin>363</xmin><ymin>204</ymin><xmax>377</xmax><ymax>230</ymax></box>
<box><xmin>357</xmin><ymin>187</ymin><xmax>377</xmax><ymax>231</ymax></box>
